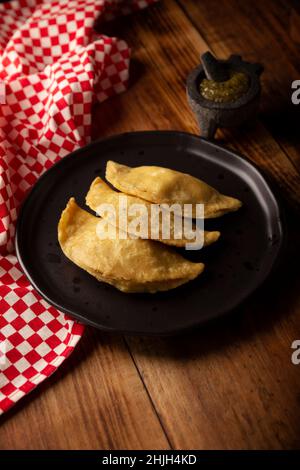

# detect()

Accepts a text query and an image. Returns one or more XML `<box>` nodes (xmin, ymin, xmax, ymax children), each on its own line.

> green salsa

<box><xmin>200</xmin><ymin>71</ymin><xmax>249</xmax><ymax>103</ymax></box>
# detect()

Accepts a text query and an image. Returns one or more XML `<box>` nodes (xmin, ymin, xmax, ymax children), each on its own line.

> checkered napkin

<box><xmin>0</xmin><ymin>0</ymin><xmax>156</xmax><ymax>415</ymax></box>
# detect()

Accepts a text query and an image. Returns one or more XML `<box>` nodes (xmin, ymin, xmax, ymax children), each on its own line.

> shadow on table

<box><xmin>91</xmin><ymin>59</ymin><xmax>146</xmax><ymax>140</ymax></box>
<box><xmin>127</xmin><ymin>201</ymin><xmax>300</xmax><ymax>357</ymax></box>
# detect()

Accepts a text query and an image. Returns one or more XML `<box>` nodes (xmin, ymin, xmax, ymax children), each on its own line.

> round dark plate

<box><xmin>16</xmin><ymin>131</ymin><xmax>284</xmax><ymax>335</ymax></box>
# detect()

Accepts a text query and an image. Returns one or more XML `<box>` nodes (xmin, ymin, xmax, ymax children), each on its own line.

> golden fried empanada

<box><xmin>86</xmin><ymin>177</ymin><xmax>220</xmax><ymax>248</ymax></box>
<box><xmin>106</xmin><ymin>160</ymin><xmax>242</xmax><ymax>218</ymax></box>
<box><xmin>58</xmin><ymin>198</ymin><xmax>204</xmax><ymax>293</ymax></box>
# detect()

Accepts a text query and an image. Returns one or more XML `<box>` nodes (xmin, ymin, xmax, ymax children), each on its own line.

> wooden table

<box><xmin>1</xmin><ymin>0</ymin><xmax>300</xmax><ymax>450</ymax></box>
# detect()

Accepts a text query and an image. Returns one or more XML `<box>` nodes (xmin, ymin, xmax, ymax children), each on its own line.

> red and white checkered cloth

<box><xmin>0</xmin><ymin>0</ymin><xmax>156</xmax><ymax>414</ymax></box>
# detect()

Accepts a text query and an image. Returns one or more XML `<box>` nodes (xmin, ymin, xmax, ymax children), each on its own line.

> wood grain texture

<box><xmin>1</xmin><ymin>0</ymin><xmax>300</xmax><ymax>450</ymax></box>
<box><xmin>290</xmin><ymin>2</ymin><xmax>300</xmax><ymax>44</ymax></box>
<box><xmin>178</xmin><ymin>0</ymin><xmax>300</xmax><ymax>179</ymax></box>
<box><xmin>111</xmin><ymin>0</ymin><xmax>300</xmax><ymax>449</ymax></box>
<box><xmin>98</xmin><ymin>0</ymin><xmax>300</xmax><ymax>211</ymax></box>
<box><xmin>0</xmin><ymin>329</ymin><xmax>170</xmax><ymax>449</ymax></box>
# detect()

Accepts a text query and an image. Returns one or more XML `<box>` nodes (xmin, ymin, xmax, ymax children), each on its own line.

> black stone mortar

<box><xmin>186</xmin><ymin>52</ymin><xmax>264</xmax><ymax>139</ymax></box>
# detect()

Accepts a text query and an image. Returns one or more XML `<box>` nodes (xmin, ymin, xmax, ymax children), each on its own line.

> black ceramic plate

<box><xmin>16</xmin><ymin>131</ymin><xmax>284</xmax><ymax>335</ymax></box>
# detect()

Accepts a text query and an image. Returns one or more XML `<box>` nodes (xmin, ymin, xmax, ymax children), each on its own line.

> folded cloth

<box><xmin>0</xmin><ymin>0</ymin><xmax>156</xmax><ymax>414</ymax></box>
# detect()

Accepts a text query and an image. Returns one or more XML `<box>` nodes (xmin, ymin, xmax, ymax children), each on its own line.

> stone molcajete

<box><xmin>186</xmin><ymin>51</ymin><xmax>264</xmax><ymax>139</ymax></box>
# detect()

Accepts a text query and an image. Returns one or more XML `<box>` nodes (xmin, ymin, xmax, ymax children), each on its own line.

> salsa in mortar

<box><xmin>200</xmin><ymin>71</ymin><xmax>249</xmax><ymax>103</ymax></box>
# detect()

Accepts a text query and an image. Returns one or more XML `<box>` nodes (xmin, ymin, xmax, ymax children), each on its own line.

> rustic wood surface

<box><xmin>1</xmin><ymin>0</ymin><xmax>300</xmax><ymax>450</ymax></box>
